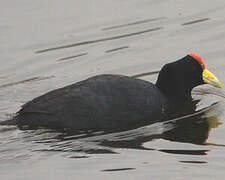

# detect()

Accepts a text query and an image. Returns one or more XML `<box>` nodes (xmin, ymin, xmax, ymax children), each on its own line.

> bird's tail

<box><xmin>0</xmin><ymin>118</ymin><xmax>17</xmax><ymax>126</ymax></box>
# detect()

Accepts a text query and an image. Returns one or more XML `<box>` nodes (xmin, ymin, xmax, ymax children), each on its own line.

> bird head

<box><xmin>156</xmin><ymin>54</ymin><xmax>222</xmax><ymax>103</ymax></box>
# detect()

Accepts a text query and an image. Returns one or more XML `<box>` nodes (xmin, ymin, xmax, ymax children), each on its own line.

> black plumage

<box><xmin>6</xmin><ymin>55</ymin><xmax>206</xmax><ymax>131</ymax></box>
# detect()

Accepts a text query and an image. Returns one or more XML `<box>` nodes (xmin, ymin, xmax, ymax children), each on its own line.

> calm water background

<box><xmin>0</xmin><ymin>0</ymin><xmax>225</xmax><ymax>179</ymax></box>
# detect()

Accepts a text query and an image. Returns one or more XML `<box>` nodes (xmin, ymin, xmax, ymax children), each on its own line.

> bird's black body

<box><xmin>15</xmin><ymin>75</ymin><xmax>174</xmax><ymax>131</ymax></box>
<box><xmin>2</xmin><ymin>55</ymin><xmax>205</xmax><ymax>132</ymax></box>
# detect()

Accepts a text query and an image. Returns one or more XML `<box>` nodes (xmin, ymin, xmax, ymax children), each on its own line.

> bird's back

<box><xmin>16</xmin><ymin>74</ymin><xmax>173</xmax><ymax>131</ymax></box>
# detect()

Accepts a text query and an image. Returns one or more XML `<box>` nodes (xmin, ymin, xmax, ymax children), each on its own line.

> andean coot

<box><xmin>1</xmin><ymin>54</ymin><xmax>222</xmax><ymax>132</ymax></box>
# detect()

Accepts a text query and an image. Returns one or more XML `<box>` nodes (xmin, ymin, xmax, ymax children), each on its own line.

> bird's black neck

<box><xmin>156</xmin><ymin>55</ymin><xmax>203</xmax><ymax>107</ymax></box>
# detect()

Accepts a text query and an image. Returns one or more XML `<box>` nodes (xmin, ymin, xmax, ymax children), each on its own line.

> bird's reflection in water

<box><xmin>33</xmin><ymin>101</ymin><xmax>223</xmax><ymax>156</ymax></box>
<box><xmin>162</xmin><ymin>105</ymin><xmax>222</xmax><ymax>145</ymax></box>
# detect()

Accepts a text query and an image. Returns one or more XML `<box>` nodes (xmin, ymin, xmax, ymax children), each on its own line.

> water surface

<box><xmin>1</xmin><ymin>0</ymin><xmax>225</xmax><ymax>179</ymax></box>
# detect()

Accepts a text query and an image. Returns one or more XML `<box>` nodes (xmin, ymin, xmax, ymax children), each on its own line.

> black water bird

<box><xmin>1</xmin><ymin>54</ymin><xmax>222</xmax><ymax>132</ymax></box>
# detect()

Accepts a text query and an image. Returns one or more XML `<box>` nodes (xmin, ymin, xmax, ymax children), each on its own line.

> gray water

<box><xmin>0</xmin><ymin>0</ymin><xmax>225</xmax><ymax>179</ymax></box>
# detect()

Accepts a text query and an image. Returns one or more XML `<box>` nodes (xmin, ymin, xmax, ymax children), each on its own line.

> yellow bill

<box><xmin>203</xmin><ymin>69</ymin><xmax>222</xmax><ymax>88</ymax></box>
